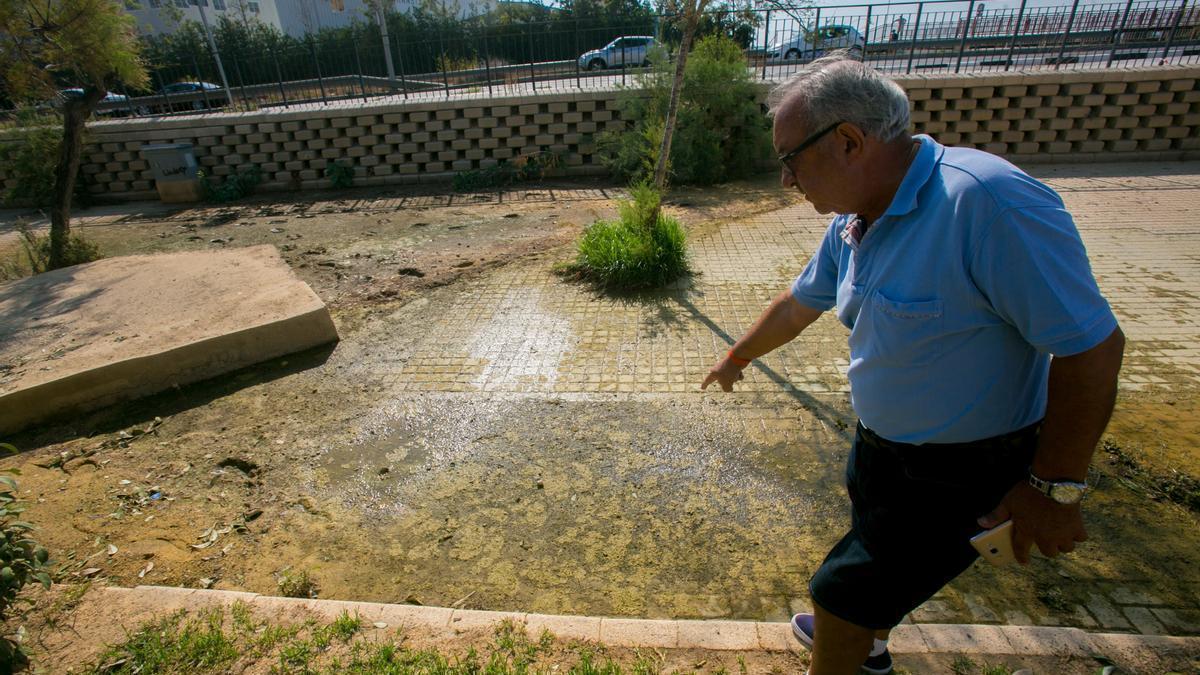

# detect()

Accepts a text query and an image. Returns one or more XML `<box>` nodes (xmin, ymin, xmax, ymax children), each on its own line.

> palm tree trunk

<box><xmin>49</xmin><ymin>88</ymin><xmax>103</xmax><ymax>270</ymax></box>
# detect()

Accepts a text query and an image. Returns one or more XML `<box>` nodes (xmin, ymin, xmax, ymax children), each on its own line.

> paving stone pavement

<box><xmin>364</xmin><ymin>163</ymin><xmax>1200</xmax><ymax>399</ymax></box>
<box><xmin>335</xmin><ymin>163</ymin><xmax>1200</xmax><ymax>636</ymax></box>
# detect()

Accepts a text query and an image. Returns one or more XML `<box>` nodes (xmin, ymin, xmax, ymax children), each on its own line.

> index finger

<box><xmin>701</xmin><ymin>372</ymin><xmax>717</xmax><ymax>390</ymax></box>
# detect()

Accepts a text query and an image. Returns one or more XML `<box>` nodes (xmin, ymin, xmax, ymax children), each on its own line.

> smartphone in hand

<box><xmin>970</xmin><ymin>520</ymin><xmax>1016</xmax><ymax>566</ymax></box>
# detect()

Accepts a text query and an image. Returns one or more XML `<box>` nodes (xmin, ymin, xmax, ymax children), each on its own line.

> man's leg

<box><xmin>809</xmin><ymin>601</ymin><xmax>875</xmax><ymax>675</ymax></box>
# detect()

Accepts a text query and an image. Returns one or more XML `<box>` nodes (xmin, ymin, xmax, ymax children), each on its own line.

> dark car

<box><xmin>50</xmin><ymin>88</ymin><xmax>132</xmax><ymax>116</ymax></box>
<box><xmin>156</xmin><ymin>81</ymin><xmax>227</xmax><ymax>111</ymax></box>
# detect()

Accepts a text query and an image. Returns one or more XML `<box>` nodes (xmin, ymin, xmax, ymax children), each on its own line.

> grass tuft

<box><xmin>560</xmin><ymin>183</ymin><xmax>689</xmax><ymax>292</ymax></box>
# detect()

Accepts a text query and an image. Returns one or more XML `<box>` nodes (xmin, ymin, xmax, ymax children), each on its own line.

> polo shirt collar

<box><xmin>881</xmin><ymin>134</ymin><xmax>942</xmax><ymax>219</ymax></box>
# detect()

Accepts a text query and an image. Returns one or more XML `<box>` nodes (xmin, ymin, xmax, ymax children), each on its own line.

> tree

<box><xmin>652</xmin><ymin>0</ymin><xmax>710</xmax><ymax>190</ymax></box>
<box><xmin>0</xmin><ymin>0</ymin><xmax>148</xmax><ymax>270</ymax></box>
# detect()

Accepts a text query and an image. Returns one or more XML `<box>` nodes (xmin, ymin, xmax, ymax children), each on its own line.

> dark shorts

<box><xmin>809</xmin><ymin>421</ymin><xmax>1041</xmax><ymax>630</ymax></box>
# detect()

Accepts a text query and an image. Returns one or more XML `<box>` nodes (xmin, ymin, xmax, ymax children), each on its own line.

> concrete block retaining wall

<box><xmin>2</xmin><ymin>66</ymin><xmax>1196</xmax><ymax>201</ymax></box>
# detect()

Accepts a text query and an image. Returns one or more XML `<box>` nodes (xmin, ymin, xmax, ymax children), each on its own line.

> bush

<box><xmin>598</xmin><ymin>34</ymin><xmax>772</xmax><ymax>186</ymax></box>
<box><xmin>0</xmin><ymin>225</ymin><xmax>102</xmax><ymax>280</ymax></box>
<box><xmin>200</xmin><ymin>166</ymin><xmax>262</xmax><ymax>203</ymax></box>
<box><xmin>452</xmin><ymin>151</ymin><xmax>562</xmax><ymax>192</ymax></box>
<box><xmin>562</xmin><ymin>183</ymin><xmax>689</xmax><ymax>291</ymax></box>
<box><xmin>324</xmin><ymin>161</ymin><xmax>354</xmax><ymax>189</ymax></box>
<box><xmin>0</xmin><ymin>443</ymin><xmax>53</xmax><ymax>671</ymax></box>
<box><xmin>0</xmin><ymin>126</ymin><xmax>61</xmax><ymax>207</ymax></box>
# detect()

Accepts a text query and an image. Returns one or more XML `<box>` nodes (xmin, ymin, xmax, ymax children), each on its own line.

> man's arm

<box><xmin>979</xmin><ymin>326</ymin><xmax>1125</xmax><ymax>564</ymax></box>
<box><xmin>700</xmin><ymin>291</ymin><xmax>824</xmax><ymax>392</ymax></box>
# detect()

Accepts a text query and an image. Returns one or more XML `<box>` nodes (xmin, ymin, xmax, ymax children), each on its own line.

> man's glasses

<box><xmin>777</xmin><ymin>121</ymin><xmax>842</xmax><ymax>173</ymax></box>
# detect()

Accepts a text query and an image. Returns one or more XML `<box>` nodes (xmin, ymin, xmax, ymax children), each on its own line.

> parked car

<box><xmin>767</xmin><ymin>24</ymin><xmax>865</xmax><ymax>61</ymax></box>
<box><xmin>578</xmin><ymin>36</ymin><xmax>660</xmax><ymax>71</ymax></box>
<box><xmin>156</xmin><ymin>81</ymin><xmax>227</xmax><ymax>111</ymax></box>
<box><xmin>157</xmin><ymin>81</ymin><xmax>222</xmax><ymax>95</ymax></box>
<box><xmin>41</xmin><ymin>88</ymin><xmax>132</xmax><ymax>117</ymax></box>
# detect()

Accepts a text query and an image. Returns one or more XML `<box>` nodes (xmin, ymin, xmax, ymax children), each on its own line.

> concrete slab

<box><xmin>756</xmin><ymin>622</ymin><xmax>805</xmax><ymax>652</ymax></box>
<box><xmin>525</xmin><ymin>613</ymin><xmax>602</xmax><ymax>642</ymax></box>
<box><xmin>676</xmin><ymin>620</ymin><xmax>760</xmax><ymax>650</ymax></box>
<box><xmin>0</xmin><ymin>245</ymin><xmax>337</xmax><ymax>434</ymax></box>
<box><xmin>600</xmin><ymin>617</ymin><xmax>678</xmax><ymax>648</ymax></box>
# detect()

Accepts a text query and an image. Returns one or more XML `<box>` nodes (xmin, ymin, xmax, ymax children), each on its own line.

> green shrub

<box><xmin>200</xmin><ymin>166</ymin><xmax>262</xmax><ymax>203</ymax></box>
<box><xmin>563</xmin><ymin>183</ymin><xmax>689</xmax><ymax>291</ymax></box>
<box><xmin>452</xmin><ymin>151</ymin><xmax>562</xmax><ymax>192</ymax></box>
<box><xmin>598</xmin><ymin>34</ymin><xmax>772</xmax><ymax>186</ymax></box>
<box><xmin>324</xmin><ymin>161</ymin><xmax>355</xmax><ymax>189</ymax></box>
<box><xmin>0</xmin><ymin>126</ymin><xmax>61</xmax><ymax>207</ymax></box>
<box><xmin>0</xmin><ymin>443</ymin><xmax>53</xmax><ymax>670</ymax></box>
<box><xmin>0</xmin><ymin>225</ymin><xmax>103</xmax><ymax>280</ymax></box>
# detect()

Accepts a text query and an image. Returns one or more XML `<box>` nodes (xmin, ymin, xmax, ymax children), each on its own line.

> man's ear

<box><xmin>835</xmin><ymin>123</ymin><xmax>867</xmax><ymax>159</ymax></box>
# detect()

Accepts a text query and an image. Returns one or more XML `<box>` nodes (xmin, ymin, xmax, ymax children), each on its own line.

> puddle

<box><xmin>315</xmin><ymin>395</ymin><xmax>852</xmax><ymax>618</ymax></box>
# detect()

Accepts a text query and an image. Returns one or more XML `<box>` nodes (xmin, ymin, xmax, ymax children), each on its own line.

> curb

<box><xmin>109</xmin><ymin>585</ymin><xmax>1200</xmax><ymax>661</ymax></box>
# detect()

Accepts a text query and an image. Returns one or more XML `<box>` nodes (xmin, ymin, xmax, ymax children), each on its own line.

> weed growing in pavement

<box><xmin>559</xmin><ymin>183</ymin><xmax>689</xmax><ymax>291</ymax></box>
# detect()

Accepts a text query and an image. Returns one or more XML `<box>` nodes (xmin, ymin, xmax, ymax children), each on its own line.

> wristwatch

<box><xmin>1028</xmin><ymin>472</ymin><xmax>1089</xmax><ymax>504</ymax></box>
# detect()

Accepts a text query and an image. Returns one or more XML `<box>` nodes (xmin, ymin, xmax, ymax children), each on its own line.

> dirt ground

<box><xmin>1</xmin><ymin>173</ymin><xmax>1197</xmax><ymax>671</ymax></box>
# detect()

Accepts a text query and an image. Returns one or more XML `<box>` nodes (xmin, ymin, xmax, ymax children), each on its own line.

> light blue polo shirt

<box><xmin>791</xmin><ymin>135</ymin><xmax>1117</xmax><ymax>444</ymax></box>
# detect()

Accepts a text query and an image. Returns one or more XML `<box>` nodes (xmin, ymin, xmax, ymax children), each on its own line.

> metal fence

<box><xmin>54</xmin><ymin>0</ymin><xmax>1200</xmax><ymax>119</ymax></box>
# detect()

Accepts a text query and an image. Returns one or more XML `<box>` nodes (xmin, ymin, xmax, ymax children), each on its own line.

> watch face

<box><xmin>1050</xmin><ymin>483</ymin><xmax>1086</xmax><ymax>504</ymax></box>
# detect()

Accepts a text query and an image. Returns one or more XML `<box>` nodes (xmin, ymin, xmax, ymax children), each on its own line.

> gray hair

<box><xmin>767</xmin><ymin>51</ymin><xmax>912</xmax><ymax>143</ymax></box>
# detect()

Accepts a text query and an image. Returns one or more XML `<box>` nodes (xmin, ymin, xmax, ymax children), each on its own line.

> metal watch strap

<box><xmin>1027</xmin><ymin>472</ymin><xmax>1053</xmax><ymax>497</ymax></box>
<box><xmin>1028</xmin><ymin>471</ymin><xmax>1088</xmax><ymax>504</ymax></box>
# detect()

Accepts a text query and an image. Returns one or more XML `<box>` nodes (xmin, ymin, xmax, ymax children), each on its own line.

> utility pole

<box><xmin>194</xmin><ymin>0</ymin><xmax>234</xmax><ymax>99</ymax></box>
<box><xmin>374</xmin><ymin>1</ymin><xmax>397</xmax><ymax>87</ymax></box>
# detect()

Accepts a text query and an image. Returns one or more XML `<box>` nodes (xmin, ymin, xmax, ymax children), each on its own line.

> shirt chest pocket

<box><xmin>859</xmin><ymin>291</ymin><xmax>946</xmax><ymax>367</ymax></box>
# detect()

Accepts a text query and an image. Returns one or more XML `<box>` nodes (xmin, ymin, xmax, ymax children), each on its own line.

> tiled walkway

<box><xmin>376</xmin><ymin>164</ymin><xmax>1200</xmax><ymax>397</ymax></box>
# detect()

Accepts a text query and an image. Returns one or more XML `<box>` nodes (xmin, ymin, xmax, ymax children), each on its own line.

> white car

<box><xmin>578</xmin><ymin>36</ymin><xmax>660</xmax><ymax>71</ymax></box>
<box><xmin>768</xmin><ymin>24</ymin><xmax>865</xmax><ymax>61</ymax></box>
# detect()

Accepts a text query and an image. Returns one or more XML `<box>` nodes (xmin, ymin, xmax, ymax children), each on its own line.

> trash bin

<box><xmin>141</xmin><ymin>142</ymin><xmax>202</xmax><ymax>203</ymax></box>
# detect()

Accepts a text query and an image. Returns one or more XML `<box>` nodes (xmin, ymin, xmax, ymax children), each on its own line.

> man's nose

<box><xmin>780</xmin><ymin>166</ymin><xmax>796</xmax><ymax>189</ymax></box>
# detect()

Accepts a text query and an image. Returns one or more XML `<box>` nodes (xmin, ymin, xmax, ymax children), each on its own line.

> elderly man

<box><xmin>701</xmin><ymin>54</ymin><xmax>1125</xmax><ymax>675</ymax></box>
